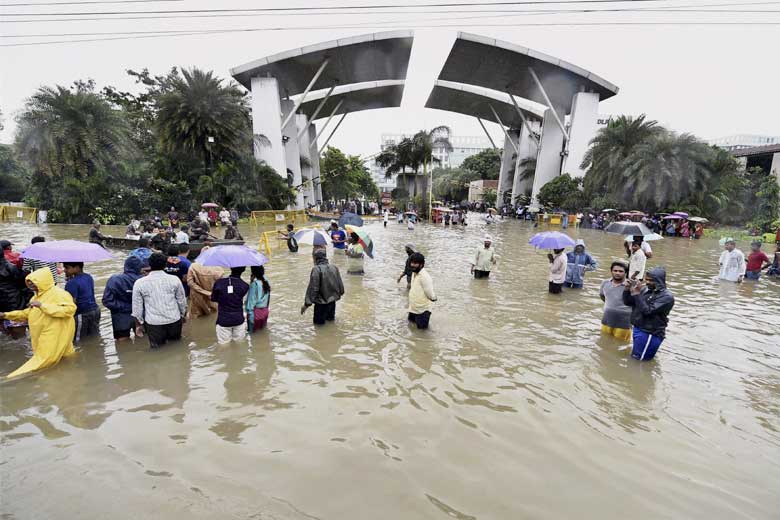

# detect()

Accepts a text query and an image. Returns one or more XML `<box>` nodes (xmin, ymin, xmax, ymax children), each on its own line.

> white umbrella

<box><xmin>293</xmin><ymin>229</ymin><xmax>331</xmax><ymax>246</ymax></box>
<box><xmin>624</xmin><ymin>233</ymin><xmax>663</xmax><ymax>242</ymax></box>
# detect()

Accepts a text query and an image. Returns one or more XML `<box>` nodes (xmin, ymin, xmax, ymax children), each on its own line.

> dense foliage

<box><xmin>431</xmin><ymin>148</ymin><xmax>502</xmax><ymax>203</ymax></box>
<box><xmin>460</xmin><ymin>148</ymin><xmax>501</xmax><ymax>180</ymax></box>
<box><xmin>0</xmin><ymin>144</ymin><xmax>29</xmax><ymax>202</ymax></box>
<box><xmin>10</xmin><ymin>68</ymin><xmax>295</xmax><ymax>223</ymax></box>
<box><xmin>320</xmin><ymin>147</ymin><xmax>379</xmax><ymax>203</ymax></box>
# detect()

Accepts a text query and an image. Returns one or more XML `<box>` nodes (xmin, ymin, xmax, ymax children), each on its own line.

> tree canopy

<box><xmin>320</xmin><ymin>147</ymin><xmax>378</xmax><ymax>203</ymax></box>
<box><xmin>460</xmin><ymin>148</ymin><xmax>501</xmax><ymax>180</ymax></box>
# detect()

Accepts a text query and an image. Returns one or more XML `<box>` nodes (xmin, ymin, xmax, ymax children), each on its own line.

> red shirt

<box><xmin>3</xmin><ymin>250</ymin><xmax>22</xmax><ymax>269</ymax></box>
<box><xmin>746</xmin><ymin>251</ymin><xmax>769</xmax><ymax>272</ymax></box>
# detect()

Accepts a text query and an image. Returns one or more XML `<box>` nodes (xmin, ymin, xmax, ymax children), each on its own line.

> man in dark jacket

<box><xmin>102</xmin><ymin>255</ymin><xmax>144</xmax><ymax>340</ymax></box>
<box><xmin>0</xmin><ymin>254</ymin><xmax>27</xmax><ymax>338</ymax></box>
<box><xmin>301</xmin><ymin>250</ymin><xmax>344</xmax><ymax>325</ymax></box>
<box><xmin>622</xmin><ymin>267</ymin><xmax>675</xmax><ymax>361</ymax></box>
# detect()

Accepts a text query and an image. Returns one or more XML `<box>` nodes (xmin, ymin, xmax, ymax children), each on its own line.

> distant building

<box><xmin>709</xmin><ymin>134</ymin><xmax>780</xmax><ymax>152</ymax></box>
<box><xmin>468</xmin><ymin>180</ymin><xmax>499</xmax><ymax>203</ymax></box>
<box><xmin>731</xmin><ymin>144</ymin><xmax>780</xmax><ymax>190</ymax></box>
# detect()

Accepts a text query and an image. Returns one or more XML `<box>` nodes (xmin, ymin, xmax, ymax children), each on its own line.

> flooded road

<box><xmin>1</xmin><ymin>218</ymin><xmax>779</xmax><ymax>519</ymax></box>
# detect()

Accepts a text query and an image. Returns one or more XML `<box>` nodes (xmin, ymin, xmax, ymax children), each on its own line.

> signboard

<box><xmin>275</xmin><ymin>214</ymin><xmax>286</xmax><ymax>222</ymax></box>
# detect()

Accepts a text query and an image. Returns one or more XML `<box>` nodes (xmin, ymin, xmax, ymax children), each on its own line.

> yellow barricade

<box><xmin>0</xmin><ymin>205</ymin><xmax>37</xmax><ymax>223</ymax></box>
<box><xmin>250</xmin><ymin>209</ymin><xmax>308</xmax><ymax>226</ymax></box>
<box><xmin>258</xmin><ymin>226</ymin><xmax>323</xmax><ymax>260</ymax></box>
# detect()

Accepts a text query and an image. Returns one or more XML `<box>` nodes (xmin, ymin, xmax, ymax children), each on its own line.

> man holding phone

<box><xmin>622</xmin><ymin>267</ymin><xmax>675</xmax><ymax>361</ymax></box>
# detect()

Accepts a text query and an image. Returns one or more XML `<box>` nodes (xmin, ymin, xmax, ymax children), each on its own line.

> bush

<box><xmin>538</xmin><ymin>174</ymin><xmax>584</xmax><ymax>210</ymax></box>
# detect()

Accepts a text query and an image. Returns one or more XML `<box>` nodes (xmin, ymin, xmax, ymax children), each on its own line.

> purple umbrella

<box><xmin>21</xmin><ymin>240</ymin><xmax>113</xmax><ymax>262</ymax></box>
<box><xmin>529</xmin><ymin>231</ymin><xmax>576</xmax><ymax>249</ymax></box>
<box><xmin>194</xmin><ymin>245</ymin><xmax>268</xmax><ymax>268</ymax></box>
<box><xmin>662</xmin><ymin>215</ymin><xmax>683</xmax><ymax>220</ymax></box>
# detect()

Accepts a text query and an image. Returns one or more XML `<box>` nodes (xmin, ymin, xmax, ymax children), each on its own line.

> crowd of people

<box><xmin>1</xmin><ymin>213</ymin><xmax>779</xmax><ymax>377</ymax></box>
<box><xmin>118</xmin><ymin>206</ymin><xmax>245</xmax><ymax>248</ymax></box>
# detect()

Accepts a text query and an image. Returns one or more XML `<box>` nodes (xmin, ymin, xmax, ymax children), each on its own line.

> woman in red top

<box><xmin>745</xmin><ymin>241</ymin><xmax>771</xmax><ymax>280</ymax></box>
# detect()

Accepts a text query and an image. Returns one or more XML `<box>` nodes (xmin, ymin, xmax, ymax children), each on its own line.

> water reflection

<box><xmin>1</xmin><ymin>219</ymin><xmax>779</xmax><ymax>519</ymax></box>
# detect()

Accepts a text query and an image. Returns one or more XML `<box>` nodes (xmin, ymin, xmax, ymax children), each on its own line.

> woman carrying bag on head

<box><xmin>246</xmin><ymin>265</ymin><xmax>271</xmax><ymax>332</ymax></box>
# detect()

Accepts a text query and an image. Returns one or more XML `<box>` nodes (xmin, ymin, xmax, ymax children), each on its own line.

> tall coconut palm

<box><xmin>581</xmin><ymin>114</ymin><xmax>662</xmax><ymax>197</ymax></box>
<box><xmin>156</xmin><ymin>68</ymin><xmax>249</xmax><ymax>174</ymax></box>
<box><xmin>15</xmin><ymin>83</ymin><xmax>132</xmax><ymax>221</ymax></box>
<box><xmin>619</xmin><ymin>132</ymin><xmax>714</xmax><ymax>211</ymax></box>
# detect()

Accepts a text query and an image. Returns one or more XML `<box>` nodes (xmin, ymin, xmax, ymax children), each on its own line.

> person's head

<box><xmin>124</xmin><ymin>254</ymin><xmax>143</xmax><ymax>276</ymax></box>
<box><xmin>178</xmin><ymin>243</ymin><xmax>189</xmax><ymax>256</ymax></box>
<box><xmin>610</xmin><ymin>261</ymin><xmax>628</xmax><ymax>282</ymax></box>
<box><xmin>181</xmin><ymin>225</ymin><xmax>189</xmax><ymax>233</ymax></box>
<box><xmin>644</xmin><ymin>267</ymin><xmax>667</xmax><ymax>292</ymax></box>
<box><xmin>0</xmin><ymin>240</ymin><xmax>12</xmax><ymax>252</ymax></box>
<box><xmin>25</xmin><ymin>267</ymin><xmax>55</xmax><ymax>294</ymax></box>
<box><xmin>330</xmin><ymin>220</ymin><xmax>339</xmax><ymax>230</ymax></box>
<box><xmin>574</xmin><ymin>239</ymin><xmax>585</xmax><ymax>254</ymax></box>
<box><xmin>484</xmin><ymin>234</ymin><xmax>492</xmax><ymax>248</ymax></box>
<box><xmin>167</xmin><ymin>244</ymin><xmax>179</xmax><ymax>257</ymax></box>
<box><xmin>170</xmin><ymin>206</ymin><xmax>175</xmax><ymax>211</ymax></box>
<box><xmin>553</xmin><ymin>248</ymin><xmax>564</xmax><ymax>255</ymax></box>
<box><xmin>409</xmin><ymin>252</ymin><xmax>425</xmax><ymax>272</ymax></box>
<box><xmin>138</xmin><ymin>237</ymin><xmax>150</xmax><ymax>248</ymax></box>
<box><xmin>287</xmin><ymin>224</ymin><xmax>294</xmax><ymax>232</ymax></box>
<box><xmin>31</xmin><ymin>236</ymin><xmax>45</xmax><ymax>244</ymax></box>
<box><xmin>230</xmin><ymin>266</ymin><xmax>245</xmax><ymax>278</ymax></box>
<box><xmin>404</xmin><ymin>243</ymin><xmax>415</xmax><ymax>256</ymax></box>
<box><xmin>724</xmin><ymin>238</ymin><xmax>736</xmax><ymax>251</ymax></box>
<box><xmin>93</xmin><ymin>221</ymin><xmax>101</xmax><ymax>229</ymax></box>
<box><xmin>631</xmin><ymin>241</ymin><xmax>641</xmax><ymax>253</ymax></box>
<box><xmin>313</xmin><ymin>249</ymin><xmax>328</xmax><ymax>265</ymax></box>
<box><xmin>349</xmin><ymin>232</ymin><xmax>359</xmax><ymax>244</ymax></box>
<box><xmin>148</xmin><ymin>252</ymin><xmax>167</xmax><ymax>271</ymax></box>
<box><xmin>63</xmin><ymin>262</ymin><xmax>84</xmax><ymax>277</ymax></box>
<box><xmin>633</xmin><ymin>235</ymin><xmax>643</xmax><ymax>244</ymax></box>
<box><xmin>750</xmin><ymin>240</ymin><xmax>762</xmax><ymax>252</ymax></box>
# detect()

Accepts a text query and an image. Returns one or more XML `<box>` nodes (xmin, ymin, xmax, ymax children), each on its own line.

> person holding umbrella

<box><xmin>0</xmin><ymin>267</ymin><xmax>77</xmax><ymax>377</ymax></box>
<box><xmin>211</xmin><ymin>267</ymin><xmax>250</xmax><ymax>344</ymax></box>
<box><xmin>329</xmin><ymin>220</ymin><xmax>347</xmax><ymax>250</ymax></box>
<box><xmin>345</xmin><ymin>232</ymin><xmax>365</xmax><ymax>275</ymax></box>
<box><xmin>301</xmin><ymin>250</ymin><xmax>344</xmax><ymax>326</ymax></box>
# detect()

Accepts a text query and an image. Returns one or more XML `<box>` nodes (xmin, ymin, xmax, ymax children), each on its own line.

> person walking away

<box><xmin>224</xmin><ymin>223</ymin><xmax>243</xmax><ymax>241</ymax></box>
<box><xmin>89</xmin><ymin>222</ymin><xmax>106</xmax><ymax>247</ymax></box>
<box><xmin>622</xmin><ymin>267</ymin><xmax>675</xmax><ymax>361</ymax></box>
<box><xmin>471</xmin><ymin>234</ymin><xmax>497</xmax><ymax>279</ymax></box>
<box><xmin>1</xmin><ymin>240</ymin><xmax>23</xmax><ymax>269</ymax></box>
<box><xmin>301</xmin><ymin>250</ymin><xmax>344</xmax><ymax>325</ymax></box>
<box><xmin>130</xmin><ymin>237</ymin><xmax>153</xmax><ymax>268</ymax></box>
<box><xmin>599</xmin><ymin>261</ymin><xmax>633</xmax><ymax>341</ymax></box>
<box><xmin>165</xmin><ymin>244</ymin><xmax>191</xmax><ymax>296</ymax></box>
<box><xmin>278</xmin><ymin>224</ymin><xmax>299</xmax><ymax>253</ymax></box>
<box><xmin>397</xmin><ymin>243</ymin><xmax>416</xmax><ymax>289</ymax></box>
<box><xmin>186</xmin><ymin>262</ymin><xmax>223</xmax><ymax>318</ymax></box>
<box><xmin>210</xmin><ymin>267</ymin><xmax>250</xmax><ymax>344</ymax></box>
<box><xmin>0</xmin><ymin>253</ymin><xmax>27</xmax><ymax>339</ymax></box>
<box><xmin>624</xmin><ymin>235</ymin><xmax>653</xmax><ymax>260</ymax></box>
<box><xmin>246</xmin><ymin>265</ymin><xmax>271</xmax><ymax>332</ymax></box>
<box><xmin>565</xmin><ymin>239</ymin><xmax>597</xmax><ymax>288</ymax></box>
<box><xmin>766</xmin><ymin>242</ymin><xmax>780</xmax><ymax>276</ymax></box>
<box><xmin>383</xmin><ymin>211</ymin><xmax>389</xmax><ymax>228</ymax></box>
<box><xmin>628</xmin><ymin>241</ymin><xmax>647</xmax><ymax>281</ymax></box>
<box><xmin>329</xmin><ymin>221</ymin><xmax>347</xmax><ymax>250</ymax></box>
<box><xmin>345</xmin><ymin>232</ymin><xmax>365</xmax><ymax>275</ymax></box>
<box><xmin>22</xmin><ymin>236</ymin><xmax>60</xmax><ymax>285</ymax></box>
<box><xmin>63</xmin><ymin>262</ymin><xmax>100</xmax><ymax>342</ymax></box>
<box><xmin>548</xmin><ymin>248</ymin><xmax>567</xmax><ymax>294</ymax></box>
<box><xmin>407</xmin><ymin>252</ymin><xmax>436</xmax><ymax>329</ymax></box>
<box><xmin>175</xmin><ymin>225</ymin><xmax>190</xmax><ymax>244</ymax></box>
<box><xmin>102</xmin><ymin>255</ymin><xmax>143</xmax><ymax>341</ymax></box>
<box><xmin>0</xmin><ymin>268</ymin><xmax>77</xmax><ymax>377</ymax></box>
<box><xmin>718</xmin><ymin>238</ymin><xmax>745</xmax><ymax>283</ymax></box>
<box><xmin>745</xmin><ymin>240</ymin><xmax>771</xmax><ymax>280</ymax></box>
<box><xmin>132</xmin><ymin>253</ymin><xmax>187</xmax><ymax>348</ymax></box>
<box><xmin>168</xmin><ymin>206</ymin><xmax>179</xmax><ymax>229</ymax></box>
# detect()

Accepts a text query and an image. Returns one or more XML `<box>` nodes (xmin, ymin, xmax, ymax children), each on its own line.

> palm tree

<box><xmin>581</xmin><ymin>114</ymin><xmax>662</xmax><ymax>198</ymax></box>
<box><xmin>156</xmin><ymin>68</ymin><xmax>249</xmax><ymax>174</ymax></box>
<box><xmin>15</xmin><ymin>83</ymin><xmax>132</xmax><ymax>221</ymax></box>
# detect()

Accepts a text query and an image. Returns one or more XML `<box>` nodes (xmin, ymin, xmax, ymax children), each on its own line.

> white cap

<box><xmin>484</xmin><ymin>234</ymin><xmax>492</xmax><ymax>242</ymax></box>
<box><xmin>330</xmin><ymin>219</ymin><xmax>337</xmax><ymax>225</ymax></box>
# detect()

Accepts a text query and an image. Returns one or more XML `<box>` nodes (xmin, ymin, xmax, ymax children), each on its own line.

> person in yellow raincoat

<box><xmin>0</xmin><ymin>267</ymin><xmax>77</xmax><ymax>378</ymax></box>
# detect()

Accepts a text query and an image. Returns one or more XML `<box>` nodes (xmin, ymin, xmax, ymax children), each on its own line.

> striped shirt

<box><xmin>22</xmin><ymin>258</ymin><xmax>59</xmax><ymax>285</ymax></box>
<box><xmin>131</xmin><ymin>270</ymin><xmax>187</xmax><ymax>325</ymax></box>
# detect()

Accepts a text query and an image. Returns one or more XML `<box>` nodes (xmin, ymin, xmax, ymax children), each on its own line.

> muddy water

<box><xmin>1</xmin><ymin>218</ymin><xmax>778</xmax><ymax>519</ymax></box>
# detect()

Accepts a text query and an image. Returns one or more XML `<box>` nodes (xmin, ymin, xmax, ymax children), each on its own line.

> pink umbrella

<box><xmin>201</xmin><ymin>202</ymin><xmax>219</xmax><ymax>208</ymax></box>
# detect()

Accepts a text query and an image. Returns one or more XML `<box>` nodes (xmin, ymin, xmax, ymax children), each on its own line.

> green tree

<box><xmin>320</xmin><ymin>147</ymin><xmax>378</xmax><ymax>203</ymax></box>
<box><xmin>538</xmin><ymin>174</ymin><xmax>584</xmax><ymax>210</ymax></box>
<box><xmin>748</xmin><ymin>170</ymin><xmax>780</xmax><ymax>232</ymax></box>
<box><xmin>483</xmin><ymin>188</ymin><xmax>498</xmax><ymax>208</ymax></box>
<box><xmin>0</xmin><ymin>144</ymin><xmax>28</xmax><ymax>202</ymax></box>
<box><xmin>461</xmin><ymin>148</ymin><xmax>501</xmax><ymax>180</ymax></box>
<box><xmin>15</xmin><ymin>81</ymin><xmax>133</xmax><ymax>222</ymax></box>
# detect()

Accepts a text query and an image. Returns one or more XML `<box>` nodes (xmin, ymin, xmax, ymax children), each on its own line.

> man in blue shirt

<box><xmin>130</xmin><ymin>237</ymin><xmax>153</xmax><ymax>268</ymax></box>
<box><xmin>63</xmin><ymin>262</ymin><xmax>101</xmax><ymax>342</ymax></box>
<box><xmin>329</xmin><ymin>221</ymin><xmax>347</xmax><ymax>250</ymax></box>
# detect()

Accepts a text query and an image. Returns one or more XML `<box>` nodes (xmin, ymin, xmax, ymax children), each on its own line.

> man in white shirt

<box><xmin>625</xmin><ymin>235</ymin><xmax>653</xmax><ymax>259</ymax></box>
<box><xmin>718</xmin><ymin>238</ymin><xmax>745</xmax><ymax>283</ymax></box>
<box><xmin>175</xmin><ymin>225</ymin><xmax>190</xmax><ymax>244</ymax></box>
<box><xmin>628</xmin><ymin>241</ymin><xmax>647</xmax><ymax>281</ymax></box>
<box><xmin>471</xmin><ymin>234</ymin><xmax>497</xmax><ymax>279</ymax></box>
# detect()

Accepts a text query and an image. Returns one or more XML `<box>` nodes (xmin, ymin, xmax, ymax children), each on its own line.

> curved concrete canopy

<box><xmin>231</xmin><ymin>30</ymin><xmax>413</xmax><ymax>96</ymax></box>
<box><xmin>425</xmin><ymin>80</ymin><xmax>544</xmax><ymax>129</ymax></box>
<box><xmin>437</xmin><ymin>32</ymin><xmax>618</xmax><ymax>114</ymax></box>
<box><xmin>295</xmin><ymin>80</ymin><xmax>405</xmax><ymax>120</ymax></box>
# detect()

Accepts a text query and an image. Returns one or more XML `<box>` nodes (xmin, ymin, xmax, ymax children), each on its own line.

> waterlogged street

<box><xmin>1</xmin><ymin>218</ymin><xmax>779</xmax><ymax>519</ymax></box>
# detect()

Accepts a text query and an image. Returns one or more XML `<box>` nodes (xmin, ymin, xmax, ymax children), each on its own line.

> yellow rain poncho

<box><xmin>4</xmin><ymin>267</ymin><xmax>77</xmax><ymax>378</ymax></box>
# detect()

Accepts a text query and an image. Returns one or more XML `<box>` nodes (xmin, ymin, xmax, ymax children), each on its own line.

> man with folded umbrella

<box><xmin>301</xmin><ymin>250</ymin><xmax>344</xmax><ymax>325</ymax></box>
<box><xmin>622</xmin><ymin>267</ymin><xmax>675</xmax><ymax>361</ymax></box>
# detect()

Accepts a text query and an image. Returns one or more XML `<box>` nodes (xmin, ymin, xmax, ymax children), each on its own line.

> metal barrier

<box><xmin>0</xmin><ymin>205</ymin><xmax>38</xmax><ymax>223</ymax></box>
<box><xmin>258</xmin><ymin>226</ymin><xmax>322</xmax><ymax>260</ymax></box>
<box><xmin>249</xmin><ymin>209</ymin><xmax>308</xmax><ymax>226</ymax></box>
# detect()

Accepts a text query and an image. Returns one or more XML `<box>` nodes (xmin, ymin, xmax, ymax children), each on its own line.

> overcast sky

<box><xmin>1</xmin><ymin>0</ymin><xmax>779</xmax><ymax>157</ymax></box>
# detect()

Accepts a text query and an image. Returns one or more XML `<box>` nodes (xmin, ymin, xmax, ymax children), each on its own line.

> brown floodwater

<box><xmin>1</xmin><ymin>218</ymin><xmax>778</xmax><ymax>519</ymax></box>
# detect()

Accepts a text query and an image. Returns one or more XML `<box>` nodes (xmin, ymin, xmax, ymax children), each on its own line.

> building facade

<box><xmin>709</xmin><ymin>134</ymin><xmax>780</xmax><ymax>152</ymax></box>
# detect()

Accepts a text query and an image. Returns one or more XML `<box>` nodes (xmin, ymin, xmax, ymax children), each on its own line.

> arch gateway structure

<box><xmin>231</xmin><ymin>31</ymin><xmax>618</xmax><ymax>209</ymax></box>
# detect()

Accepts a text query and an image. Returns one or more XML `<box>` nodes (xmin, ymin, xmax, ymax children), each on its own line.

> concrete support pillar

<box><xmin>296</xmin><ymin>114</ymin><xmax>315</xmax><ymax>208</ymax></box>
<box><xmin>308</xmin><ymin>124</ymin><xmax>323</xmax><ymax>205</ymax></box>
<box><xmin>531</xmin><ymin>108</ymin><xmax>566</xmax><ymax>206</ymax></box>
<box><xmin>771</xmin><ymin>152</ymin><xmax>780</xmax><ymax>190</ymax></box>
<box><xmin>511</xmin><ymin>121</ymin><xmax>540</xmax><ymax>204</ymax></box>
<box><xmin>281</xmin><ymin>99</ymin><xmax>304</xmax><ymax>210</ymax></box>
<box><xmin>250</xmin><ymin>77</ymin><xmax>286</xmax><ymax>178</ymax></box>
<box><xmin>563</xmin><ymin>92</ymin><xmax>600</xmax><ymax>178</ymax></box>
<box><xmin>497</xmin><ymin>129</ymin><xmax>520</xmax><ymax>205</ymax></box>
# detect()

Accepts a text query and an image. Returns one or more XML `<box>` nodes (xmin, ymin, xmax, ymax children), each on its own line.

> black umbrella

<box><xmin>604</xmin><ymin>221</ymin><xmax>654</xmax><ymax>236</ymax></box>
<box><xmin>338</xmin><ymin>212</ymin><xmax>363</xmax><ymax>228</ymax></box>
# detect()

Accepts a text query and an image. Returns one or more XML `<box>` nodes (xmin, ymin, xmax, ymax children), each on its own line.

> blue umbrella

<box><xmin>529</xmin><ymin>231</ymin><xmax>576</xmax><ymax>249</ymax></box>
<box><xmin>338</xmin><ymin>212</ymin><xmax>363</xmax><ymax>228</ymax></box>
<box><xmin>194</xmin><ymin>245</ymin><xmax>268</xmax><ymax>268</ymax></box>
